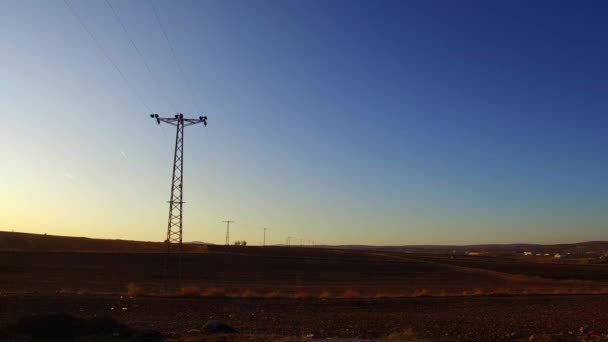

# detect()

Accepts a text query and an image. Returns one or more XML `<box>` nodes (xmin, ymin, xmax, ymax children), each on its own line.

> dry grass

<box><xmin>319</xmin><ymin>290</ymin><xmax>332</xmax><ymax>299</ymax></box>
<box><xmin>201</xmin><ymin>287</ymin><xmax>225</xmax><ymax>297</ymax></box>
<box><xmin>180</xmin><ymin>285</ymin><xmax>201</xmax><ymax>297</ymax></box>
<box><xmin>341</xmin><ymin>289</ymin><xmax>360</xmax><ymax>299</ymax></box>
<box><xmin>264</xmin><ymin>290</ymin><xmax>282</xmax><ymax>298</ymax></box>
<box><xmin>386</xmin><ymin>327</ymin><xmax>416</xmax><ymax>340</ymax></box>
<box><xmin>471</xmin><ymin>288</ymin><xmax>484</xmax><ymax>296</ymax></box>
<box><xmin>373</xmin><ymin>292</ymin><xmax>390</xmax><ymax>298</ymax></box>
<box><xmin>61</xmin><ymin>285</ymin><xmax>608</xmax><ymax>300</ymax></box>
<box><xmin>413</xmin><ymin>288</ymin><xmax>431</xmax><ymax>297</ymax></box>
<box><xmin>126</xmin><ymin>283</ymin><xmax>143</xmax><ymax>297</ymax></box>
<box><xmin>293</xmin><ymin>290</ymin><xmax>311</xmax><ymax>299</ymax></box>
<box><xmin>238</xmin><ymin>288</ymin><xmax>256</xmax><ymax>298</ymax></box>
<box><xmin>75</xmin><ymin>288</ymin><xmax>90</xmax><ymax>295</ymax></box>
<box><xmin>56</xmin><ymin>288</ymin><xmax>71</xmax><ymax>294</ymax></box>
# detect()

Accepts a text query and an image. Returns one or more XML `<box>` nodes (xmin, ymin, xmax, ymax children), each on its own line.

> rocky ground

<box><xmin>2</xmin><ymin>294</ymin><xmax>608</xmax><ymax>341</ymax></box>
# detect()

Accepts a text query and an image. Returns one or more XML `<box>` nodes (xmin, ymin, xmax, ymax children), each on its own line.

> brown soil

<box><xmin>2</xmin><ymin>294</ymin><xmax>608</xmax><ymax>341</ymax></box>
<box><xmin>2</xmin><ymin>233</ymin><xmax>608</xmax><ymax>340</ymax></box>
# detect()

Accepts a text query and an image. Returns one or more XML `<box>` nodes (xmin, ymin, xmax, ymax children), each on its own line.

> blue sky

<box><xmin>1</xmin><ymin>0</ymin><xmax>607</xmax><ymax>245</ymax></box>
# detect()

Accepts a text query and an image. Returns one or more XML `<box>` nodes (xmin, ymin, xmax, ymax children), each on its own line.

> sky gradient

<box><xmin>1</xmin><ymin>0</ymin><xmax>607</xmax><ymax>245</ymax></box>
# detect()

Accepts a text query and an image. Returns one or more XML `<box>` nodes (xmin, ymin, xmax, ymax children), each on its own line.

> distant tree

<box><xmin>233</xmin><ymin>240</ymin><xmax>247</xmax><ymax>246</ymax></box>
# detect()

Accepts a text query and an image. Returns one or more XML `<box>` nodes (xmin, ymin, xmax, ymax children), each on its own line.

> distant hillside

<box><xmin>316</xmin><ymin>242</ymin><xmax>608</xmax><ymax>255</ymax></box>
<box><xmin>0</xmin><ymin>231</ymin><xmax>209</xmax><ymax>253</ymax></box>
<box><xmin>2</xmin><ymin>231</ymin><xmax>607</xmax><ymax>255</ymax></box>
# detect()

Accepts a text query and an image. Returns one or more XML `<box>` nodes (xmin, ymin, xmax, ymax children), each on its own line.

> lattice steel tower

<box><xmin>150</xmin><ymin>113</ymin><xmax>207</xmax><ymax>268</ymax></box>
<box><xmin>223</xmin><ymin>220</ymin><xmax>234</xmax><ymax>246</ymax></box>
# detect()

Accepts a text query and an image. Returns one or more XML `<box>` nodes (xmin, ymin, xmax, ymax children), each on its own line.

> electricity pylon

<box><xmin>223</xmin><ymin>220</ymin><xmax>234</xmax><ymax>245</ymax></box>
<box><xmin>150</xmin><ymin>113</ymin><xmax>207</xmax><ymax>286</ymax></box>
<box><xmin>263</xmin><ymin>228</ymin><xmax>267</xmax><ymax>247</ymax></box>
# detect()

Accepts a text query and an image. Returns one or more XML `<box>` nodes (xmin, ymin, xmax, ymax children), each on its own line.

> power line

<box><xmin>104</xmin><ymin>0</ymin><xmax>178</xmax><ymax>160</ymax></box>
<box><xmin>102</xmin><ymin>0</ymin><xmax>180</xmax><ymax>169</ymax></box>
<box><xmin>104</xmin><ymin>0</ymin><xmax>177</xmax><ymax>112</ymax></box>
<box><xmin>149</xmin><ymin>0</ymin><xmax>200</xmax><ymax>111</ymax></box>
<box><xmin>63</xmin><ymin>0</ymin><xmax>153</xmax><ymax>114</ymax></box>
<box><xmin>65</xmin><ymin>0</ymin><xmax>175</xmax><ymax>194</ymax></box>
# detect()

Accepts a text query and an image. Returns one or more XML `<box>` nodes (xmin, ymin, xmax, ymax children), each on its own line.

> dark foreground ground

<box><xmin>2</xmin><ymin>238</ymin><xmax>608</xmax><ymax>341</ymax></box>
<box><xmin>2</xmin><ymin>294</ymin><xmax>608</xmax><ymax>341</ymax></box>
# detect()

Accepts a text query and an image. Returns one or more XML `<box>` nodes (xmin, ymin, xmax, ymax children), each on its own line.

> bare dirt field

<box><xmin>2</xmin><ymin>246</ymin><xmax>608</xmax><ymax>297</ymax></box>
<box><xmin>2</xmin><ymin>233</ymin><xmax>608</xmax><ymax>341</ymax></box>
<box><xmin>3</xmin><ymin>294</ymin><xmax>608</xmax><ymax>341</ymax></box>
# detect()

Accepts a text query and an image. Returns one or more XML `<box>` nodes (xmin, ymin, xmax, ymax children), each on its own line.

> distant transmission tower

<box><xmin>223</xmin><ymin>220</ymin><xmax>234</xmax><ymax>245</ymax></box>
<box><xmin>150</xmin><ymin>113</ymin><xmax>207</xmax><ymax>284</ymax></box>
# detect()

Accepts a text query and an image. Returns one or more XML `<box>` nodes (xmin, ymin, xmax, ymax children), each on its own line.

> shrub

<box><xmin>126</xmin><ymin>283</ymin><xmax>143</xmax><ymax>297</ymax></box>
<box><xmin>202</xmin><ymin>287</ymin><xmax>225</xmax><ymax>297</ymax></box>
<box><xmin>180</xmin><ymin>285</ymin><xmax>200</xmax><ymax>297</ymax></box>
<box><xmin>341</xmin><ymin>289</ymin><xmax>360</xmax><ymax>299</ymax></box>
<box><xmin>414</xmin><ymin>288</ymin><xmax>431</xmax><ymax>297</ymax></box>
<box><xmin>293</xmin><ymin>290</ymin><xmax>309</xmax><ymax>299</ymax></box>
<box><xmin>319</xmin><ymin>290</ymin><xmax>332</xmax><ymax>299</ymax></box>
<box><xmin>264</xmin><ymin>290</ymin><xmax>282</xmax><ymax>298</ymax></box>
<box><xmin>76</xmin><ymin>288</ymin><xmax>90</xmax><ymax>295</ymax></box>
<box><xmin>239</xmin><ymin>289</ymin><xmax>256</xmax><ymax>298</ymax></box>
